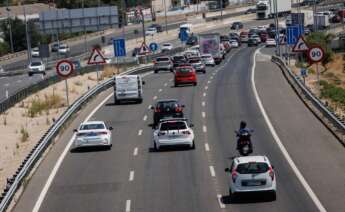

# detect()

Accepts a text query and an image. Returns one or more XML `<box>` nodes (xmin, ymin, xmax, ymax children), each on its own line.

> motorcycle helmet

<box><xmin>240</xmin><ymin>121</ymin><xmax>247</xmax><ymax>129</ymax></box>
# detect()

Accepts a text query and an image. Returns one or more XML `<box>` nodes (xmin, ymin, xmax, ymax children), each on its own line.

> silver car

<box><xmin>73</xmin><ymin>121</ymin><xmax>113</xmax><ymax>150</ymax></box>
<box><xmin>153</xmin><ymin>56</ymin><xmax>173</xmax><ymax>73</ymax></box>
<box><xmin>201</xmin><ymin>54</ymin><xmax>215</xmax><ymax>67</ymax></box>
<box><xmin>188</xmin><ymin>57</ymin><xmax>206</xmax><ymax>73</ymax></box>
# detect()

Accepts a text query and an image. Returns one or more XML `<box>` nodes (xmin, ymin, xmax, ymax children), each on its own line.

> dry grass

<box><xmin>87</xmin><ymin>76</ymin><xmax>96</xmax><ymax>81</ymax></box>
<box><xmin>27</xmin><ymin>94</ymin><xmax>64</xmax><ymax>118</ymax></box>
<box><xmin>100</xmin><ymin>66</ymin><xmax>119</xmax><ymax>80</ymax></box>
<box><xmin>74</xmin><ymin>81</ymin><xmax>83</xmax><ymax>86</ymax></box>
<box><xmin>20</xmin><ymin>127</ymin><xmax>29</xmax><ymax>143</ymax></box>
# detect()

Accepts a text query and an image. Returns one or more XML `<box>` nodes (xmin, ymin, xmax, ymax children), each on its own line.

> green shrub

<box><xmin>20</xmin><ymin>127</ymin><xmax>29</xmax><ymax>143</ymax></box>
<box><xmin>308</xmin><ymin>68</ymin><xmax>316</xmax><ymax>74</ymax></box>
<box><xmin>28</xmin><ymin>94</ymin><xmax>63</xmax><ymax>117</ymax></box>
<box><xmin>320</xmin><ymin>81</ymin><xmax>345</xmax><ymax>105</ymax></box>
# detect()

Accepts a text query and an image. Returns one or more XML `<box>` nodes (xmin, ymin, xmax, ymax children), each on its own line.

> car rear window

<box><xmin>163</xmin><ymin>44</ymin><xmax>171</xmax><ymax>46</ymax></box>
<box><xmin>157</xmin><ymin>101</ymin><xmax>178</xmax><ymax>110</ymax></box>
<box><xmin>31</xmin><ymin>62</ymin><xmax>42</xmax><ymax>66</ymax></box>
<box><xmin>160</xmin><ymin>121</ymin><xmax>187</xmax><ymax>131</ymax></box>
<box><xmin>80</xmin><ymin>123</ymin><xmax>105</xmax><ymax>130</ymax></box>
<box><xmin>189</xmin><ymin>59</ymin><xmax>200</xmax><ymax>63</ymax></box>
<box><xmin>156</xmin><ymin>57</ymin><xmax>170</xmax><ymax>62</ymax></box>
<box><xmin>177</xmin><ymin>68</ymin><xmax>192</xmax><ymax>73</ymax></box>
<box><xmin>236</xmin><ymin>162</ymin><xmax>269</xmax><ymax>174</ymax></box>
<box><xmin>173</xmin><ymin>56</ymin><xmax>185</xmax><ymax>60</ymax></box>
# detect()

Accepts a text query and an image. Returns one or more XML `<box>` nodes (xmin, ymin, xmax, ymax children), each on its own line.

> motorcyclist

<box><xmin>236</xmin><ymin>121</ymin><xmax>253</xmax><ymax>152</ymax></box>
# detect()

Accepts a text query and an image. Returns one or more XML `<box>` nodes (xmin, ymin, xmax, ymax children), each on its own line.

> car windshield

<box><xmin>31</xmin><ymin>62</ymin><xmax>42</xmax><ymax>66</ymax></box>
<box><xmin>160</xmin><ymin>121</ymin><xmax>187</xmax><ymax>131</ymax></box>
<box><xmin>156</xmin><ymin>57</ymin><xmax>170</xmax><ymax>62</ymax></box>
<box><xmin>236</xmin><ymin>162</ymin><xmax>269</xmax><ymax>174</ymax></box>
<box><xmin>80</xmin><ymin>123</ymin><xmax>105</xmax><ymax>130</ymax></box>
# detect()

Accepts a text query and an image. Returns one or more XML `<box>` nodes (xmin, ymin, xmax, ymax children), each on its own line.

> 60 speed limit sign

<box><xmin>56</xmin><ymin>60</ymin><xmax>74</xmax><ymax>78</ymax></box>
<box><xmin>307</xmin><ymin>45</ymin><xmax>325</xmax><ymax>63</ymax></box>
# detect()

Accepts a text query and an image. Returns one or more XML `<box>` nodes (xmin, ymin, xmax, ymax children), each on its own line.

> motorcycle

<box><xmin>235</xmin><ymin>130</ymin><xmax>253</xmax><ymax>156</ymax></box>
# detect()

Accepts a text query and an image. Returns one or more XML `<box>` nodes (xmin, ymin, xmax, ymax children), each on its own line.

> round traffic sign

<box><xmin>149</xmin><ymin>42</ymin><xmax>159</xmax><ymax>52</ymax></box>
<box><xmin>307</xmin><ymin>45</ymin><xmax>325</xmax><ymax>63</ymax></box>
<box><xmin>56</xmin><ymin>60</ymin><xmax>74</xmax><ymax>78</ymax></box>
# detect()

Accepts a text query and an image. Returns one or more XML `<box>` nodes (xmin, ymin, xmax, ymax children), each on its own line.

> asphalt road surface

<box><xmin>12</xmin><ymin>45</ymin><xmax>345</xmax><ymax>212</ymax></box>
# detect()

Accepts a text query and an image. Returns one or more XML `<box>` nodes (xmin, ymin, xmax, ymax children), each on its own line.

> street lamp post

<box><xmin>23</xmin><ymin>4</ymin><xmax>32</xmax><ymax>63</ymax></box>
<box><xmin>273</xmin><ymin>0</ymin><xmax>280</xmax><ymax>56</ymax></box>
<box><xmin>163</xmin><ymin>0</ymin><xmax>168</xmax><ymax>33</ymax></box>
<box><xmin>82</xmin><ymin>0</ymin><xmax>88</xmax><ymax>52</ymax></box>
<box><xmin>140</xmin><ymin>8</ymin><xmax>146</xmax><ymax>44</ymax></box>
<box><xmin>6</xmin><ymin>0</ymin><xmax>14</xmax><ymax>53</ymax></box>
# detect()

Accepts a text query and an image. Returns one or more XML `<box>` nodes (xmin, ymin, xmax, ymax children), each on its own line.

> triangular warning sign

<box><xmin>293</xmin><ymin>36</ymin><xmax>309</xmax><ymax>52</ymax></box>
<box><xmin>87</xmin><ymin>48</ymin><xmax>106</xmax><ymax>65</ymax></box>
<box><xmin>139</xmin><ymin>42</ymin><xmax>151</xmax><ymax>55</ymax></box>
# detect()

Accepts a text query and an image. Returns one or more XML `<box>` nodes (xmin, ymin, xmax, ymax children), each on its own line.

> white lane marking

<box><xmin>210</xmin><ymin>76</ymin><xmax>214</xmax><ymax>79</ymax></box>
<box><xmin>203</xmin><ymin>92</ymin><xmax>206</xmax><ymax>97</ymax></box>
<box><xmin>203</xmin><ymin>125</ymin><xmax>207</xmax><ymax>133</ymax></box>
<box><xmin>32</xmin><ymin>92</ymin><xmax>114</xmax><ymax>212</ymax></box>
<box><xmin>133</xmin><ymin>147</ymin><xmax>138</xmax><ymax>156</ymax></box>
<box><xmin>126</xmin><ymin>200</ymin><xmax>131</xmax><ymax>212</ymax></box>
<box><xmin>4</xmin><ymin>83</ymin><xmax>9</xmax><ymax>87</ymax></box>
<box><xmin>148</xmin><ymin>105</ymin><xmax>152</xmax><ymax>109</ymax></box>
<box><xmin>202</xmin><ymin>112</ymin><xmax>206</xmax><ymax>118</ymax></box>
<box><xmin>169</xmin><ymin>79</ymin><xmax>173</xmax><ymax>82</ymax></box>
<box><xmin>205</xmin><ymin>143</ymin><xmax>210</xmax><ymax>152</ymax></box>
<box><xmin>158</xmin><ymin>88</ymin><xmax>162</xmax><ymax>92</ymax></box>
<box><xmin>202</xmin><ymin>101</ymin><xmax>206</xmax><ymax>107</ymax></box>
<box><xmin>217</xmin><ymin>194</ymin><xmax>226</xmax><ymax>209</ymax></box>
<box><xmin>205</xmin><ymin>86</ymin><xmax>208</xmax><ymax>90</ymax></box>
<box><xmin>251</xmin><ymin>48</ymin><xmax>326</xmax><ymax>212</ymax></box>
<box><xmin>143</xmin><ymin>115</ymin><xmax>147</xmax><ymax>121</ymax></box>
<box><xmin>153</xmin><ymin>95</ymin><xmax>157</xmax><ymax>100</ymax></box>
<box><xmin>164</xmin><ymin>83</ymin><xmax>168</xmax><ymax>87</ymax></box>
<box><xmin>207</xmin><ymin>80</ymin><xmax>211</xmax><ymax>84</ymax></box>
<box><xmin>138</xmin><ymin>129</ymin><xmax>143</xmax><ymax>136</ymax></box>
<box><xmin>129</xmin><ymin>171</ymin><xmax>135</xmax><ymax>181</ymax></box>
<box><xmin>33</xmin><ymin>72</ymin><xmax>154</xmax><ymax>212</ymax></box>
<box><xmin>209</xmin><ymin>166</ymin><xmax>216</xmax><ymax>177</ymax></box>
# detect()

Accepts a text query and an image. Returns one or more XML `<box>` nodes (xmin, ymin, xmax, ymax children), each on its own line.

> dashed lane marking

<box><xmin>138</xmin><ymin>129</ymin><xmax>143</xmax><ymax>136</ymax></box>
<box><xmin>202</xmin><ymin>101</ymin><xmax>206</xmax><ymax>107</ymax></box>
<box><xmin>129</xmin><ymin>171</ymin><xmax>134</xmax><ymax>181</ymax></box>
<box><xmin>209</xmin><ymin>166</ymin><xmax>216</xmax><ymax>177</ymax></box>
<box><xmin>207</xmin><ymin>80</ymin><xmax>211</xmax><ymax>84</ymax></box>
<box><xmin>164</xmin><ymin>83</ymin><xmax>168</xmax><ymax>87</ymax></box>
<box><xmin>205</xmin><ymin>86</ymin><xmax>208</xmax><ymax>90</ymax></box>
<box><xmin>202</xmin><ymin>112</ymin><xmax>206</xmax><ymax>118</ymax></box>
<box><xmin>217</xmin><ymin>194</ymin><xmax>226</xmax><ymax>209</ymax></box>
<box><xmin>153</xmin><ymin>96</ymin><xmax>157</xmax><ymax>100</ymax></box>
<box><xmin>203</xmin><ymin>125</ymin><xmax>207</xmax><ymax>133</ymax></box>
<box><xmin>126</xmin><ymin>200</ymin><xmax>131</xmax><ymax>212</ymax></box>
<box><xmin>143</xmin><ymin>115</ymin><xmax>147</xmax><ymax>121</ymax></box>
<box><xmin>158</xmin><ymin>89</ymin><xmax>162</xmax><ymax>92</ymax></box>
<box><xmin>205</xmin><ymin>143</ymin><xmax>210</xmax><ymax>152</ymax></box>
<box><xmin>203</xmin><ymin>93</ymin><xmax>206</xmax><ymax>97</ymax></box>
<box><xmin>133</xmin><ymin>147</ymin><xmax>138</xmax><ymax>156</ymax></box>
<box><xmin>148</xmin><ymin>105</ymin><xmax>152</xmax><ymax>110</ymax></box>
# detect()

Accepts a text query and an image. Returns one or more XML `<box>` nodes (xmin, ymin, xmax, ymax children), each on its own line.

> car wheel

<box><xmin>43</xmin><ymin>72</ymin><xmax>46</xmax><ymax>76</ymax></box>
<box><xmin>114</xmin><ymin>99</ymin><xmax>120</xmax><ymax>105</ymax></box>
<box><xmin>154</xmin><ymin>70</ymin><xmax>158</xmax><ymax>74</ymax></box>
<box><xmin>137</xmin><ymin>98</ymin><xmax>143</xmax><ymax>104</ymax></box>
<box><xmin>28</xmin><ymin>73</ymin><xmax>33</xmax><ymax>77</ymax></box>
<box><xmin>212</xmin><ymin>64</ymin><xmax>215</xmax><ymax>67</ymax></box>
<box><xmin>203</xmin><ymin>70</ymin><xmax>206</xmax><ymax>74</ymax></box>
<box><xmin>193</xmin><ymin>82</ymin><xmax>197</xmax><ymax>86</ymax></box>
<box><xmin>270</xmin><ymin>191</ymin><xmax>277</xmax><ymax>201</ymax></box>
<box><xmin>174</xmin><ymin>83</ymin><xmax>178</xmax><ymax>87</ymax></box>
<box><xmin>154</xmin><ymin>142</ymin><xmax>159</xmax><ymax>151</ymax></box>
<box><xmin>191</xmin><ymin>141</ymin><xmax>195</xmax><ymax>149</ymax></box>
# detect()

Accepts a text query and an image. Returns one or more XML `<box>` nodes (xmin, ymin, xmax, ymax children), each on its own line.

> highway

<box><xmin>12</xmin><ymin>45</ymin><xmax>345</xmax><ymax>212</ymax></box>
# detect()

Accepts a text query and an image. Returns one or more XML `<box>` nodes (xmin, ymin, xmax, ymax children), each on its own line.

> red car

<box><xmin>259</xmin><ymin>32</ymin><xmax>268</xmax><ymax>42</ymax></box>
<box><xmin>174</xmin><ymin>66</ymin><xmax>197</xmax><ymax>87</ymax></box>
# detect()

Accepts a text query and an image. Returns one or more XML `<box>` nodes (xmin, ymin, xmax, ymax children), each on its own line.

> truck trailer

<box><xmin>256</xmin><ymin>0</ymin><xmax>292</xmax><ymax>19</ymax></box>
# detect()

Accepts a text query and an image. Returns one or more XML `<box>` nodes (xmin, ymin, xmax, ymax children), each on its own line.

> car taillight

<box><xmin>231</xmin><ymin>171</ymin><xmax>238</xmax><ymax>183</ymax></box>
<box><xmin>153</xmin><ymin>61</ymin><xmax>157</xmax><ymax>64</ymax></box>
<box><xmin>97</xmin><ymin>131</ymin><xmax>108</xmax><ymax>135</ymax></box>
<box><xmin>182</xmin><ymin>130</ymin><xmax>191</xmax><ymax>135</ymax></box>
<box><xmin>269</xmin><ymin>167</ymin><xmax>275</xmax><ymax>181</ymax></box>
<box><xmin>175</xmin><ymin>107</ymin><xmax>182</xmax><ymax>112</ymax></box>
<box><xmin>154</xmin><ymin>108</ymin><xmax>160</xmax><ymax>113</ymax></box>
<box><xmin>158</xmin><ymin>132</ymin><xmax>166</xmax><ymax>136</ymax></box>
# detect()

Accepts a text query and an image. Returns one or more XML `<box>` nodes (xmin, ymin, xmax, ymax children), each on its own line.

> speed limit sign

<box><xmin>56</xmin><ymin>60</ymin><xmax>74</xmax><ymax>78</ymax></box>
<box><xmin>307</xmin><ymin>45</ymin><xmax>325</xmax><ymax>63</ymax></box>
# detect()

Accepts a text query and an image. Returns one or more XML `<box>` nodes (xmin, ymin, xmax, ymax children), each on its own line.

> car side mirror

<box><xmin>189</xmin><ymin>124</ymin><xmax>194</xmax><ymax>128</ymax></box>
<box><xmin>109</xmin><ymin>126</ymin><xmax>114</xmax><ymax>130</ymax></box>
<box><xmin>142</xmin><ymin>81</ymin><xmax>146</xmax><ymax>85</ymax></box>
<box><xmin>150</xmin><ymin>106</ymin><xmax>155</xmax><ymax>110</ymax></box>
<box><xmin>73</xmin><ymin>129</ymin><xmax>78</xmax><ymax>132</ymax></box>
<box><xmin>224</xmin><ymin>168</ymin><xmax>230</xmax><ymax>172</ymax></box>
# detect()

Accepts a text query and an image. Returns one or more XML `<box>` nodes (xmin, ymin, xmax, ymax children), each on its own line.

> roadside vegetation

<box><xmin>27</xmin><ymin>94</ymin><xmax>64</xmax><ymax>118</ymax></box>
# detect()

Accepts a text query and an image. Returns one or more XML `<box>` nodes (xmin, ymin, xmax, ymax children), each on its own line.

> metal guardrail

<box><xmin>0</xmin><ymin>64</ymin><xmax>153</xmax><ymax>212</ymax></box>
<box><xmin>271</xmin><ymin>56</ymin><xmax>345</xmax><ymax>137</ymax></box>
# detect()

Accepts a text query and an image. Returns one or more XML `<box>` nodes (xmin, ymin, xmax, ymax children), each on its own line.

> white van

<box><xmin>113</xmin><ymin>75</ymin><xmax>144</xmax><ymax>104</ymax></box>
<box><xmin>179</xmin><ymin>23</ymin><xmax>192</xmax><ymax>33</ymax></box>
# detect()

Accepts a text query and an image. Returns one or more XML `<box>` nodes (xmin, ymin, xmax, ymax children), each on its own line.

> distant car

<box><xmin>145</xmin><ymin>27</ymin><xmax>157</xmax><ymax>36</ymax></box>
<box><xmin>161</xmin><ymin>43</ymin><xmax>173</xmax><ymax>51</ymax></box>
<box><xmin>28</xmin><ymin>60</ymin><xmax>46</xmax><ymax>76</ymax></box>
<box><xmin>51</xmin><ymin>43</ymin><xmax>61</xmax><ymax>52</ymax></box>
<box><xmin>231</xmin><ymin>22</ymin><xmax>243</xmax><ymax>30</ymax></box>
<box><xmin>220</xmin><ymin>35</ymin><xmax>230</xmax><ymax>42</ymax></box>
<box><xmin>31</xmin><ymin>47</ymin><xmax>40</xmax><ymax>57</ymax></box>
<box><xmin>240</xmin><ymin>31</ymin><xmax>249</xmax><ymax>43</ymax></box>
<box><xmin>229</xmin><ymin>39</ymin><xmax>239</xmax><ymax>48</ymax></box>
<box><xmin>132</xmin><ymin>47</ymin><xmax>141</xmax><ymax>57</ymax></box>
<box><xmin>184</xmin><ymin>49</ymin><xmax>200</xmax><ymax>59</ymax></box>
<box><xmin>244</xmin><ymin>8</ymin><xmax>256</xmax><ymax>14</ymax></box>
<box><xmin>73</xmin><ymin>121</ymin><xmax>113</xmax><ymax>150</ymax></box>
<box><xmin>201</xmin><ymin>54</ymin><xmax>215</xmax><ymax>66</ymax></box>
<box><xmin>149</xmin><ymin>24</ymin><xmax>163</xmax><ymax>32</ymax></box>
<box><xmin>153</xmin><ymin>56</ymin><xmax>173</xmax><ymax>73</ymax></box>
<box><xmin>248</xmin><ymin>38</ymin><xmax>259</xmax><ymax>47</ymax></box>
<box><xmin>222</xmin><ymin>41</ymin><xmax>231</xmax><ymax>53</ymax></box>
<box><xmin>186</xmin><ymin>36</ymin><xmax>198</xmax><ymax>46</ymax></box>
<box><xmin>151</xmin><ymin>99</ymin><xmax>185</xmax><ymax>126</ymax></box>
<box><xmin>250</xmin><ymin>34</ymin><xmax>261</xmax><ymax>43</ymax></box>
<box><xmin>188</xmin><ymin>57</ymin><xmax>206</xmax><ymax>74</ymax></box>
<box><xmin>153</xmin><ymin>118</ymin><xmax>195</xmax><ymax>151</ymax></box>
<box><xmin>174</xmin><ymin>66</ymin><xmax>197</xmax><ymax>87</ymax></box>
<box><xmin>265</xmin><ymin>38</ymin><xmax>276</xmax><ymax>47</ymax></box>
<box><xmin>58</xmin><ymin>44</ymin><xmax>70</xmax><ymax>54</ymax></box>
<box><xmin>225</xmin><ymin>155</ymin><xmax>276</xmax><ymax>200</ymax></box>
<box><xmin>259</xmin><ymin>31</ymin><xmax>268</xmax><ymax>42</ymax></box>
<box><xmin>172</xmin><ymin>55</ymin><xmax>187</xmax><ymax>67</ymax></box>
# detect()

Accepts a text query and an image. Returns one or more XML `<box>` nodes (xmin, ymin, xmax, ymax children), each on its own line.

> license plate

<box><xmin>247</xmin><ymin>181</ymin><xmax>261</xmax><ymax>186</ymax></box>
<box><xmin>169</xmin><ymin>135</ymin><xmax>179</xmax><ymax>138</ymax></box>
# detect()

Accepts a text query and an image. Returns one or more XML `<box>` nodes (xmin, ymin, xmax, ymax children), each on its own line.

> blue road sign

<box><xmin>301</xmin><ymin>68</ymin><xmax>308</xmax><ymax>77</ymax></box>
<box><xmin>287</xmin><ymin>25</ymin><xmax>304</xmax><ymax>45</ymax></box>
<box><xmin>179</xmin><ymin>29</ymin><xmax>189</xmax><ymax>42</ymax></box>
<box><xmin>113</xmin><ymin>38</ymin><xmax>126</xmax><ymax>57</ymax></box>
<box><xmin>149</xmin><ymin>42</ymin><xmax>159</xmax><ymax>52</ymax></box>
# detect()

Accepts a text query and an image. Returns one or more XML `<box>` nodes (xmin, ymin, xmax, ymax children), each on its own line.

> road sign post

<box><xmin>56</xmin><ymin>60</ymin><xmax>74</xmax><ymax>106</ymax></box>
<box><xmin>307</xmin><ymin>45</ymin><xmax>325</xmax><ymax>90</ymax></box>
<box><xmin>88</xmin><ymin>48</ymin><xmax>106</xmax><ymax>83</ymax></box>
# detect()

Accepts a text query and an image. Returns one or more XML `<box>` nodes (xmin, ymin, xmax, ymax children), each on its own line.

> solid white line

<box><xmin>143</xmin><ymin>115</ymin><xmax>147</xmax><ymax>121</ymax></box>
<box><xmin>32</xmin><ymin>92</ymin><xmax>114</xmax><ymax>212</ymax></box>
<box><xmin>133</xmin><ymin>147</ymin><xmax>138</xmax><ymax>156</ymax></box>
<box><xmin>126</xmin><ymin>200</ymin><xmax>131</xmax><ymax>212</ymax></box>
<box><xmin>203</xmin><ymin>125</ymin><xmax>207</xmax><ymax>133</ymax></box>
<box><xmin>158</xmin><ymin>88</ymin><xmax>162</xmax><ymax>92</ymax></box>
<box><xmin>209</xmin><ymin>166</ymin><xmax>216</xmax><ymax>177</ymax></box>
<box><xmin>205</xmin><ymin>86</ymin><xmax>208</xmax><ymax>90</ymax></box>
<box><xmin>138</xmin><ymin>129</ymin><xmax>143</xmax><ymax>136</ymax></box>
<box><xmin>129</xmin><ymin>171</ymin><xmax>134</xmax><ymax>181</ymax></box>
<box><xmin>251</xmin><ymin>48</ymin><xmax>326</xmax><ymax>212</ymax></box>
<box><xmin>202</xmin><ymin>101</ymin><xmax>206</xmax><ymax>107</ymax></box>
<box><xmin>217</xmin><ymin>194</ymin><xmax>226</xmax><ymax>209</ymax></box>
<box><xmin>203</xmin><ymin>92</ymin><xmax>206</xmax><ymax>97</ymax></box>
<box><xmin>153</xmin><ymin>96</ymin><xmax>157</xmax><ymax>100</ymax></box>
<box><xmin>202</xmin><ymin>112</ymin><xmax>206</xmax><ymax>118</ymax></box>
<box><xmin>207</xmin><ymin>80</ymin><xmax>211</xmax><ymax>84</ymax></box>
<box><xmin>205</xmin><ymin>143</ymin><xmax>210</xmax><ymax>151</ymax></box>
<box><xmin>4</xmin><ymin>83</ymin><xmax>9</xmax><ymax>87</ymax></box>
<box><xmin>164</xmin><ymin>83</ymin><xmax>168</xmax><ymax>87</ymax></box>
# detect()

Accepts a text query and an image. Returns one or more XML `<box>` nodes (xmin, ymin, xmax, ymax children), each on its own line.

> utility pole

<box><xmin>121</xmin><ymin>0</ymin><xmax>126</xmax><ymax>38</ymax></box>
<box><xmin>23</xmin><ymin>4</ymin><xmax>32</xmax><ymax>63</ymax></box>
<box><xmin>140</xmin><ymin>7</ymin><xmax>146</xmax><ymax>44</ymax></box>
<box><xmin>273</xmin><ymin>0</ymin><xmax>280</xmax><ymax>56</ymax></box>
<box><xmin>82</xmin><ymin>0</ymin><xmax>88</xmax><ymax>52</ymax></box>
<box><xmin>220</xmin><ymin>0</ymin><xmax>223</xmax><ymax>21</ymax></box>
<box><xmin>313</xmin><ymin>0</ymin><xmax>317</xmax><ymax>32</ymax></box>
<box><xmin>6</xmin><ymin>0</ymin><xmax>14</xmax><ymax>53</ymax></box>
<box><xmin>163</xmin><ymin>0</ymin><xmax>168</xmax><ymax>33</ymax></box>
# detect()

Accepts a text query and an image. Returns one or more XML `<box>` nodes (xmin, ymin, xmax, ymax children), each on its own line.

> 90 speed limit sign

<box><xmin>56</xmin><ymin>60</ymin><xmax>74</xmax><ymax>78</ymax></box>
<box><xmin>307</xmin><ymin>45</ymin><xmax>325</xmax><ymax>63</ymax></box>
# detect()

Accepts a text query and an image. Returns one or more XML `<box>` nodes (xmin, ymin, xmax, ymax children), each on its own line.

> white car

<box><xmin>161</xmin><ymin>43</ymin><xmax>173</xmax><ymax>51</ymax></box>
<box><xmin>153</xmin><ymin>118</ymin><xmax>195</xmax><ymax>151</ymax></box>
<box><xmin>265</xmin><ymin>38</ymin><xmax>276</xmax><ymax>47</ymax></box>
<box><xmin>28</xmin><ymin>60</ymin><xmax>46</xmax><ymax>76</ymax></box>
<box><xmin>201</xmin><ymin>54</ymin><xmax>215</xmax><ymax>66</ymax></box>
<box><xmin>145</xmin><ymin>27</ymin><xmax>157</xmax><ymax>36</ymax></box>
<box><xmin>250</xmin><ymin>34</ymin><xmax>261</xmax><ymax>43</ymax></box>
<box><xmin>73</xmin><ymin>121</ymin><xmax>113</xmax><ymax>149</ymax></box>
<box><xmin>189</xmin><ymin>45</ymin><xmax>200</xmax><ymax>52</ymax></box>
<box><xmin>229</xmin><ymin>39</ymin><xmax>239</xmax><ymax>48</ymax></box>
<box><xmin>225</xmin><ymin>155</ymin><xmax>276</xmax><ymax>200</ymax></box>
<box><xmin>58</xmin><ymin>44</ymin><xmax>70</xmax><ymax>54</ymax></box>
<box><xmin>31</xmin><ymin>47</ymin><xmax>40</xmax><ymax>57</ymax></box>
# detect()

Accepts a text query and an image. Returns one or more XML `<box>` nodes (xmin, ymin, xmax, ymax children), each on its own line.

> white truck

<box><xmin>113</xmin><ymin>75</ymin><xmax>145</xmax><ymax>104</ymax></box>
<box><xmin>198</xmin><ymin>33</ymin><xmax>223</xmax><ymax>65</ymax></box>
<box><xmin>256</xmin><ymin>0</ymin><xmax>291</xmax><ymax>19</ymax></box>
<box><xmin>314</xmin><ymin>15</ymin><xmax>330</xmax><ymax>30</ymax></box>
